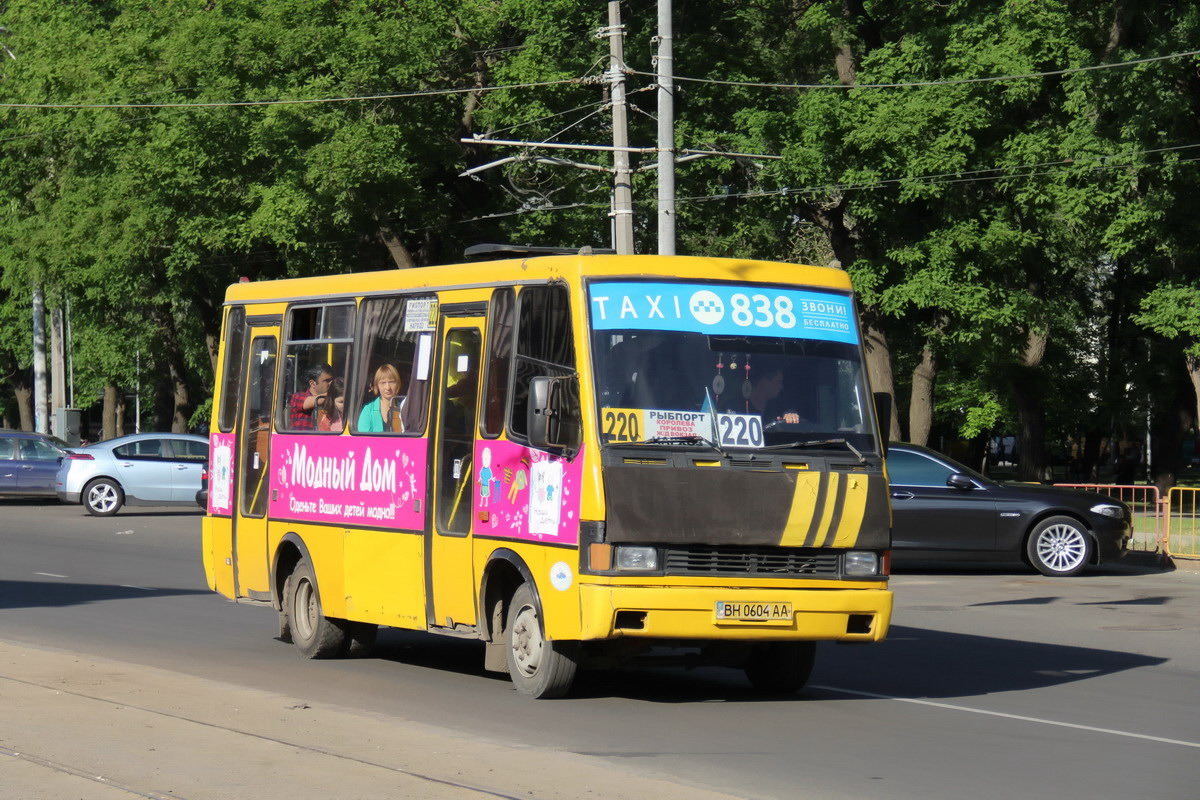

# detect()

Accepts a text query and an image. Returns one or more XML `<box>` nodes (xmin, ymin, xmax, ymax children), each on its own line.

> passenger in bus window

<box><xmin>289</xmin><ymin>364</ymin><xmax>333</xmax><ymax>431</ymax></box>
<box><xmin>358</xmin><ymin>364</ymin><xmax>405</xmax><ymax>433</ymax></box>
<box><xmin>317</xmin><ymin>378</ymin><xmax>345</xmax><ymax>432</ymax></box>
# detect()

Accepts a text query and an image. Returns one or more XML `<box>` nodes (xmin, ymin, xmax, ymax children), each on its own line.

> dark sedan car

<box><xmin>888</xmin><ymin>443</ymin><xmax>1131</xmax><ymax>576</ymax></box>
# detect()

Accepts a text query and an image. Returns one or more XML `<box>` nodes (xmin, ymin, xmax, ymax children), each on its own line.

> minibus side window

<box><xmin>481</xmin><ymin>288</ymin><xmax>514</xmax><ymax>438</ymax></box>
<box><xmin>277</xmin><ymin>303</ymin><xmax>355</xmax><ymax>433</ymax></box>
<box><xmin>217</xmin><ymin>307</ymin><xmax>247</xmax><ymax>433</ymax></box>
<box><xmin>508</xmin><ymin>285</ymin><xmax>574</xmax><ymax>440</ymax></box>
<box><xmin>351</xmin><ymin>295</ymin><xmax>436</xmax><ymax>436</ymax></box>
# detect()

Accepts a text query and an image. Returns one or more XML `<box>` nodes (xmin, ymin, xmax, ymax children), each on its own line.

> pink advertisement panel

<box><xmin>208</xmin><ymin>432</ymin><xmax>236</xmax><ymax>516</ymax></box>
<box><xmin>269</xmin><ymin>434</ymin><xmax>428</xmax><ymax>530</ymax></box>
<box><xmin>473</xmin><ymin>441</ymin><xmax>584</xmax><ymax>546</ymax></box>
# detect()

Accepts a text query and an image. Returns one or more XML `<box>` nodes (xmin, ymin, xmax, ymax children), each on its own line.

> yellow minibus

<box><xmin>201</xmin><ymin>253</ymin><xmax>893</xmax><ymax>698</ymax></box>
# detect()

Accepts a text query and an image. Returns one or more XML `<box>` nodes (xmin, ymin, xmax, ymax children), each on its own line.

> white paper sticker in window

<box><xmin>416</xmin><ymin>334</ymin><xmax>433</xmax><ymax>380</ymax></box>
<box><xmin>456</xmin><ymin>354</ymin><xmax>470</xmax><ymax>373</ymax></box>
<box><xmin>405</xmin><ymin>298</ymin><xmax>438</xmax><ymax>332</ymax></box>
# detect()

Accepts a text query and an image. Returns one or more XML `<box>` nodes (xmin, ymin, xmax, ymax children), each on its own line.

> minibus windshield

<box><xmin>588</xmin><ymin>280</ymin><xmax>878</xmax><ymax>453</ymax></box>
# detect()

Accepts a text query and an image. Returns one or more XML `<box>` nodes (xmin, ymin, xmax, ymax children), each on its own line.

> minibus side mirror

<box><xmin>873</xmin><ymin>392</ymin><xmax>892</xmax><ymax>456</ymax></box>
<box><xmin>528</xmin><ymin>376</ymin><xmax>581</xmax><ymax>455</ymax></box>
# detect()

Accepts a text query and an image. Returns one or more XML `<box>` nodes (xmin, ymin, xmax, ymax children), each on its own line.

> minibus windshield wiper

<box><xmin>626</xmin><ymin>434</ymin><xmax>728</xmax><ymax>457</ymax></box>
<box><xmin>762</xmin><ymin>437</ymin><xmax>866</xmax><ymax>464</ymax></box>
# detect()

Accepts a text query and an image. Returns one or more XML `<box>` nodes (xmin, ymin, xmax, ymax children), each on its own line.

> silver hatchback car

<box><xmin>56</xmin><ymin>433</ymin><xmax>209</xmax><ymax>516</ymax></box>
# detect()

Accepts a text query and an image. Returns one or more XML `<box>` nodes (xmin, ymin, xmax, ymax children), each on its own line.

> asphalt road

<box><xmin>2</xmin><ymin>500</ymin><xmax>1198</xmax><ymax>800</ymax></box>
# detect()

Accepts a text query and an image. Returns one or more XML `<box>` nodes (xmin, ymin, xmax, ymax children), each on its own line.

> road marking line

<box><xmin>119</xmin><ymin>585</ymin><xmax>155</xmax><ymax>591</ymax></box>
<box><xmin>33</xmin><ymin>572</ymin><xmax>67</xmax><ymax>578</ymax></box>
<box><xmin>814</xmin><ymin>685</ymin><xmax>1200</xmax><ymax>749</ymax></box>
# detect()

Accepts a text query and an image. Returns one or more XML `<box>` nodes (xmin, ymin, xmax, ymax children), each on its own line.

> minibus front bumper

<box><xmin>577</xmin><ymin>583</ymin><xmax>892</xmax><ymax>642</ymax></box>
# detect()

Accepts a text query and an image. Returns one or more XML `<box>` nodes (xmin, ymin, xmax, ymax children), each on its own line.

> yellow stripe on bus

<box><xmin>812</xmin><ymin>472</ymin><xmax>840</xmax><ymax>546</ymax></box>
<box><xmin>831</xmin><ymin>475</ymin><xmax>869</xmax><ymax>548</ymax></box>
<box><xmin>779</xmin><ymin>471</ymin><xmax>822</xmax><ymax>547</ymax></box>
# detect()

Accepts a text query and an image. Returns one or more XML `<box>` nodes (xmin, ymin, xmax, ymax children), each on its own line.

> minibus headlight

<box><xmin>844</xmin><ymin>551</ymin><xmax>880</xmax><ymax>576</ymax></box>
<box><xmin>1090</xmin><ymin>503</ymin><xmax>1124</xmax><ymax>519</ymax></box>
<box><xmin>614</xmin><ymin>546</ymin><xmax>659</xmax><ymax>571</ymax></box>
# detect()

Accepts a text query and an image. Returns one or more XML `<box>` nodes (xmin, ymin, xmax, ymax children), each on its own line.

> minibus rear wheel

<box><xmin>744</xmin><ymin>642</ymin><xmax>816</xmax><ymax>695</ymax></box>
<box><xmin>505</xmin><ymin>583</ymin><xmax>578</xmax><ymax>698</ymax></box>
<box><xmin>284</xmin><ymin>558</ymin><xmax>348</xmax><ymax>659</ymax></box>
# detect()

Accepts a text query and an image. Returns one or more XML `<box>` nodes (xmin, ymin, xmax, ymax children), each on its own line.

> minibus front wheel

<box><xmin>744</xmin><ymin>641</ymin><xmax>816</xmax><ymax>695</ymax></box>
<box><xmin>505</xmin><ymin>583</ymin><xmax>578</xmax><ymax>699</ymax></box>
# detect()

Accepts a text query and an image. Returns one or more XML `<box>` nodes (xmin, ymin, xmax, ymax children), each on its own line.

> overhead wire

<box><xmin>672</xmin><ymin>149</ymin><xmax>1200</xmax><ymax>204</ymax></box>
<box><xmin>625</xmin><ymin>48</ymin><xmax>1200</xmax><ymax>91</ymax></box>
<box><xmin>0</xmin><ymin>77</ymin><xmax>585</xmax><ymax>110</ymax></box>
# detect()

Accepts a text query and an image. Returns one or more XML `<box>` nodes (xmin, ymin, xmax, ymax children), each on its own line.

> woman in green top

<box><xmin>358</xmin><ymin>364</ymin><xmax>404</xmax><ymax>432</ymax></box>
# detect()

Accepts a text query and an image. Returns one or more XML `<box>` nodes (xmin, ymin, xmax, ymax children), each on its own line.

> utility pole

<box><xmin>655</xmin><ymin>0</ymin><xmax>676</xmax><ymax>255</ymax></box>
<box><xmin>459</xmin><ymin>4</ymin><xmax>778</xmax><ymax>250</ymax></box>
<box><xmin>50</xmin><ymin>305</ymin><xmax>65</xmax><ymax>435</ymax></box>
<box><xmin>32</xmin><ymin>287</ymin><xmax>48</xmax><ymax>434</ymax></box>
<box><xmin>605</xmin><ymin>1</ymin><xmax>634</xmax><ymax>255</ymax></box>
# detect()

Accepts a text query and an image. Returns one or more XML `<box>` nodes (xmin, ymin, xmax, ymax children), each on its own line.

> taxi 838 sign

<box><xmin>587</xmin><ymin>281</ymin><xmax>858</xmax><ymax>344</ymax></box>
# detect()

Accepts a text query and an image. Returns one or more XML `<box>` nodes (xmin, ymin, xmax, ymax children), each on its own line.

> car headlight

<box><xmin>614</xmin><ymin>546</ymin><xmax>659</xmax><ymax>571</ymax></box>
<box><xmin>1090</xmin><ymin>503</ymin><xmax>1125</xmax><ymax>519</ymax></box>
<box><xmin>844</xmin><ymin>551</ymin><xmax>880</xmax><ymax>576</ymax></box>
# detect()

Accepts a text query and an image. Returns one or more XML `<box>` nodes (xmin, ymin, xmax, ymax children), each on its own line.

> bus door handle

<box><xmin>890</xmin><ymin>490</ymin><xmax>914</xmax><ymax>500</ymax></box>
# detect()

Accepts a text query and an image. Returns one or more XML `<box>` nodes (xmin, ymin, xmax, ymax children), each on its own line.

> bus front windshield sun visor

<box><xmin>588</xmin><ymin>281</ymin><xmax>878</xmax><ymax>455</ymax></box>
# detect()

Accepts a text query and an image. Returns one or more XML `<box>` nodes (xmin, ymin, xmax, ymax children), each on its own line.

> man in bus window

<box><xmin>289</xmin><ymin>364</ymin><xmax>334</xmax><ymax>431</ymax></box>
<box><xmin>747</xmin><ymin>366</ymin><xmax>801</xmax><ymax>425</ymax></box>
<box><xmin>359</xmin><ymin>364</ymin><xmax>405</xmax><ymax>432</ymax></box>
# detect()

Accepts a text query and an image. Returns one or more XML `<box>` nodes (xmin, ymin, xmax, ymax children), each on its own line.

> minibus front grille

<box><xmin>662</xmin><ymin>545</ymin><xmax>841</xmax><ymax>577</ymax></box>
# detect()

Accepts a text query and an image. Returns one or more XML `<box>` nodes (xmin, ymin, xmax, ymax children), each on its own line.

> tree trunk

<box><xmin>861</xmin><ymin>312</ymin><xmax>902</xmax><ymax>442</ymax></box>
<box><xmin>153</xmin><ymin>305</ymin><xmax>192</xmax><ymax>433</ymax></box>
<box><xmin>1149</xmin><ymin>353</ymin><xmax>1194</xmax><ymax>493</ymax></box>
<box><xmin>1187</xmin><ymin>354</ymin><xmax>1200</xmax><ymax>437</ymax></box>
<box><xmin>14</xmin><ymin>373</ymin><xmax>33</xmax><ymax>431</ymax></box>
<box><xmin>377</xmin><ymin>223</ymin><xmax>416</xmax><ymax>269</ymax></box>
<box><xmin>116</xmin><ymin>390</ymin><xmax>126</xmax><ymax>436</ymax></box>
<box><xmin>103</xmin><ymin>383</ymin><xmax>119</xmax><ymax>441</ymax></box>
<box><xmin>908</xmin><ymin>343</ymin><xmax>936</xmax><ymax>446</ymax></box>
<box><xmin>1149</xmin><ymin>400</ymin><xmax>1187</xmax><ymax>495</ymax></box>
<box><xmin>1014</xmin><ymin>328</ymin><xmax>1049</xmax><ymax>482</ymax></box>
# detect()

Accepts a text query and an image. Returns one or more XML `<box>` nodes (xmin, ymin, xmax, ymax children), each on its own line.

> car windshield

<box><xmin>588</xmin><ymin>280</ymin><xmax>878</xmax><ymax>453</ymax></box>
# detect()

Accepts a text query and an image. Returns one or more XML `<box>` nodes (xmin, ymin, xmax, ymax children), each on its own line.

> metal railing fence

<box><xmin>1054</xmin><ymin>484</ymin><xmax>1164</xmax><ymax>553</ymax></box>
<box><xmin>1167</xmin><ymin>488</ymin><xmax>1200</xmax><ymax>560</ymax></box>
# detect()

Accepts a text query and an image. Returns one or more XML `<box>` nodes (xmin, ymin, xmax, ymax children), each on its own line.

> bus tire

<box><xmin>342</xmin><ymin>622</ymin><xmax>378</xmax><ymax>658</ymax></box>
<box><xmin>744</xmin><ymin>642</ymin><xmax>816</xmax><ymax>695</ymax></box>
<box><xmin>285</xmin><ymin>558</ymin><xmax>347</xmax><ymax>659</ymax></box>
<box><xmin>505</xmin><ymin>583</ymin><xmax>578</xmax><ymax>699</ymax></box>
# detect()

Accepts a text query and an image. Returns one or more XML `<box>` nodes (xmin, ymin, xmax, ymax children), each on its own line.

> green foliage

<box><xmin>0</xmin><ymin>0</ymin><xmax>1196</xmax><ymax>469</ymax></box>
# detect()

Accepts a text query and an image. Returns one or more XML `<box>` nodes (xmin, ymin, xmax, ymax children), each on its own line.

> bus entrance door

<box><xmin>429</xmin><ymin>317</ymin><xmax>484</xmax><ymax>629</ymax></box>
<box><xmin>233</xmin><ymin>328</ymin><xmax>278</xmax><ymax>599</ymax></box>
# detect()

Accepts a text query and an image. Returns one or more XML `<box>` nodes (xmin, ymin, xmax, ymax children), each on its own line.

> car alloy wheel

<box><xmin>1027</xmin><ymin>516</ymin><xmax>1092</xmax><ymax>577</ymax></box>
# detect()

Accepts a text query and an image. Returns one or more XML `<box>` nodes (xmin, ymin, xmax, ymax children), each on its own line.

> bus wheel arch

<box><xmin>272</xmin><ymin>535</ymin><xmax>375</xmax><ymax>657</ymax></box>
<box><xmin>273</xmin><ymin>535</ymin><xmax>311</xmax><ymax>642</ymax></box>
<box><xmin>479</xmin><ymin>549</ymin><xmax>540</xmax><ymax>643</ymax></box>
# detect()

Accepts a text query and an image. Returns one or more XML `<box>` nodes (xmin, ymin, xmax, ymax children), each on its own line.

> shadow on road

<box><xmin>357</xmin><ymin>622</ymin><xmax>1166</xmax><ymax>705</ymax></box>
<box><xmin>0</xmin><ymin>579</ymin><xmax>209</xmax><ymax>610</ymax></box>
<box><xmin>893</xmin><ymin>559</ymin><xmax>1174</xmax><ymax>578</ymax></box>
<box><xmin>0</xmin><ymin>497</ymin><xmax>201</xmax><ymax>517</ymax></box>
